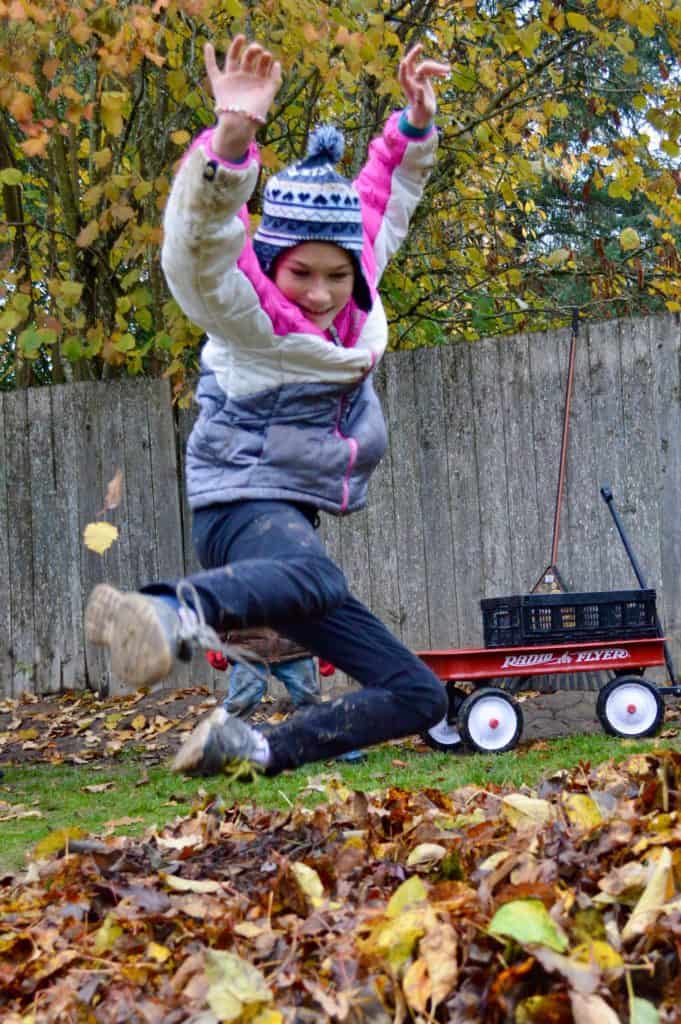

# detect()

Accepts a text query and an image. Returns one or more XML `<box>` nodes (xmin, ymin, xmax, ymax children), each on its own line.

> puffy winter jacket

<box><xmin>161</xmin><ymin>113</ymin><xmax>437</xmax><ymax>515</ymax></box>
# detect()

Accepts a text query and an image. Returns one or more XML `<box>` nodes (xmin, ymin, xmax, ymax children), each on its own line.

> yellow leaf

<box><xmin>403</xmin><ymin>958</ymin><xmax>430</xmax><ymax>1012</ymax></box>
<box><xmin>131</xmin><ymin>714</ymin><xmax>146</xmax><ymax>731</ymax></box>
<box><xmin>387</xmin><ymin>875</ymin><xmax>428</xmax><ymax>917</ymax></box>
<box><xmin>101</xmin><ymin>91</ymin><xmax>128</xmax><ymax>136</ymax></box>
<box><xmin>573</xmin><ymin>940</ymin><xmax>623</xmax><ymax>970</ymax></box>
<box><xmin>502</xmin><ymin>793</ymin><xmax>555</xmax><ymax>828</ymax></box>
<box><xmin>32</xmin><ymin>826</ymin><xmax>86</xmax><ymax>861</ymax></box>
<box><xmin>83</xmin><ymin>521</ymin><xmax>119</xmax><ymax>555</ymax></box>
<box><xmin>0</xmin><ymin>168</ymin><xmax>22</xmax><ymax>186</ymax></box>
<box><xmin>162</xmin><ymin>874</ymin><xmax>223</xmax><ymax>893</ymax></box>
<box><xmin>365</xmin><ymin>909</ymin><xmax>426</xmax><ymax>969</ymax></box>
<box><xmin>170</xmin><ymin>129</ymin><xmax>191</xmax><ymax>146</ymax></box>
<box><xmin>544</xmin><ymin>248</ymin><xmax>571</xmax><ymax>268</ymax></box>
<box><xmin>93</xmin><ymin>913</ymin><xmax>123</xmax><ymax>954</ymax></box>
<box><xmin>622</xmin><ymin>847</ymin><xmax>674</xmax><ymax>942</ymax></box>
<box><xmin>76</xmin><ymin>220</ymin><xmax>100</xmax><ymax>248</ymax></box>
<box><xmin>563</xmin><ymin>794</ymin><xmax>603</xmax><ymax>830</ymax></box>
<box><xmin>566</xmin><ymin>12</ymin><xmax>592</xmax><ymax>32</ymax></box>
<box><xmin>290</xmin><ymin>861</ymin><xmax>324</xmax><ymax>904</ymax></box>
<box><xmin>147</xmin><ymin>941</ymin><xmax>171</xmax><ymax>963</ymax></box>
<box><xmin>620</xmin><ymin>227</ymin><xmax>640</xmax><ymax>251</ymax></box>
<box><xmin>205</xmin><ymin>949</ymin><xmax>273</xmax><ymax>1022</ymax></box>
<box><xmin>93</xmin><ymin>148</ymin><xmax>112</xmax><ymax>169</ymax></box>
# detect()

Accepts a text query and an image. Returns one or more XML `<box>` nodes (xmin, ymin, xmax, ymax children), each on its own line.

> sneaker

<box><xmin>172</xmin><ymin>706</ymin><xmax>269</xmax><ymax>775</ymax></box>
<box><xmin>85</xmin><ymin>585</ymin><xmax>196</xmax><ymax>687</ymax></box>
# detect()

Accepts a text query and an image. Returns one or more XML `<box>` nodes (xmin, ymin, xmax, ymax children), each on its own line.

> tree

<box><xmin>1</xmin><ymin>0</ymin><xmax>679</xmax><ymax>389</ymax></box>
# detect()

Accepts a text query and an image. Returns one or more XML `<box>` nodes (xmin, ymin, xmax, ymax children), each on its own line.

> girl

<box><xmin>86</xmin><ymin>35</ymin><xmax>450</xmax><ymax>776</ymax></box>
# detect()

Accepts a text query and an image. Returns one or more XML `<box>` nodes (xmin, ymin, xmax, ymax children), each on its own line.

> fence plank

<box><xmin>75</xmin><ymin>383</ymin><xmax>111</xmax><ymax>695</ymax></box>
<box><xmin>619</xmin><ymin>318</ymin><xmax>662</xmax><ymax>591</ymax></box>
<box><xmin>384</xmin><ymin>351</ymin><xmax>429</xmax><ymax>649</ymax></box>
<box><xmin>147</xmin><ymin>380</ymin><xmax>196</xmax><ymax>691</ymax></box>
<box><xmin>560</xmin><ymin>322</ymin><xmax>601</xmax><ymax>592</ymax></box>
<box><xmin>655</xmin><ymin>315</ymin><xmax>681</xmax><ymax>666</ymax></box>
<box><xmin>587</xmin><ymin>320</ymin><xmax>629</xmax><ymax>592</ymax></box>
<box><xmin>441</xmin><ymin>341</ymin><xmax>483</xmax><ymax>646</ymax></box>
<box><xmin>50</xmin><ymin>385</ymin><xmax>86</xmax><ymax>689</ymax></box>
<box><xmin>414</xmin><ymin>348</ymin><xmax>459</xmax><ymax>648</ymax></box>
<box><xmin>5</xmin><ymin>390</ymin><xmax>35</xmax><ymax>695</ymax></box>
<box><xmin>498</xmin><ymin>333</ymin><xmax>542</xmax><ymax>594</ymax></box>
<box><xmin>365</xmin><ymin>361</ymin><xmax>402</xmax><ymax>641</ymax></box>
<box><xmin>527</xmin><ymin>327</ymin><xmax>567</xmax><ymax>585</ymax></box>
<box><xmin>0</xmin><ymin>394</ymin><xmax>12</xmax><ymax>694</ymax></box>
<box><xmin>472</xmin><ymin>338</ymin><xmax>513</xmax><ymax>602</ymax></box>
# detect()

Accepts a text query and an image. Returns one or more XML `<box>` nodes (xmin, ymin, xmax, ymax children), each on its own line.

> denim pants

<box><xmin>144</xmin><ymin>500</ymin><xmax>447</xmax><ymax>774</ymax></box>
<box><xmin>225</xmin><ymin>657</ymin><xmax>320</xmax><ymax>718</ymax></box>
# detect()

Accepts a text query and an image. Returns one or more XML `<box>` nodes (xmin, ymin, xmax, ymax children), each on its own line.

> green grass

<box><xmin>2</xmin><ymin>732</ymin><xmax>679</xmax><ymax>873</ymax></box>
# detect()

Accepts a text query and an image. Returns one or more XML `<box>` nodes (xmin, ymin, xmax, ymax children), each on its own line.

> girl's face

<box><xmin>273</xmin><ymin>242</ymin><xmax>355</xmax><ymax>330</ymax></box>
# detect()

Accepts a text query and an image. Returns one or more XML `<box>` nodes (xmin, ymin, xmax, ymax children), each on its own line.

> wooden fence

<box><xmin>1</xmin><ymin>313</ymin><xmax>679</xmax><ymax>697</ymax></box>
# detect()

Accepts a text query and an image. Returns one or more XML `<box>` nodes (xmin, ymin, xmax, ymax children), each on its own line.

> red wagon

<box><xmin>418</xmin><ymin>632</ymin><xmax>670</xmax><ymax>754</ymax></box>
<box><xmin>416</xmin><ymin>487</ymin><xmax>681</xmax><ymax>754</ymax></box>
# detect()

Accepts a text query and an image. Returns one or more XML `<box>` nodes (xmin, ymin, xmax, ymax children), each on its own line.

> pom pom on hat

<box><xmin>305</xmin><ymin>124</ymin><xmax>345</xmax><ymax>164</ymax></box>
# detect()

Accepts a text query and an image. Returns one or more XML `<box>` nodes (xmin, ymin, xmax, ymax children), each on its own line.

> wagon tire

<box><xmin>458</xmin><ymin>687</ymin><xmax>523</xmax><ymax>753</ymax></box>
<box><xmin>422</xmin><ymin>683</ymin><xmax>466</xmax><ymax>753</ymax></box>
<box><xmin>596</xmin><ymin>676</ymin><xmax>664</xmax><ymax>738</ymax></box>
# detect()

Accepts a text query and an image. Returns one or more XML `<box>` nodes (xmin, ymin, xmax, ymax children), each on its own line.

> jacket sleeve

<box><xmin>161</xmin><ymin>129</ymin><xmax>273</xmax><ymax>343</ymax></box>
<box><xmin>354</xmin><ymin>111</ymin><xmax>438</xmax><ymax>282</ymax></box>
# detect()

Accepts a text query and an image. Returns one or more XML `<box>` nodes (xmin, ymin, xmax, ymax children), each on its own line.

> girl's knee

<box><xmin>414</xmin><ymin>671</ymin><xmax>448</xmax><ymax>728</ymax></box>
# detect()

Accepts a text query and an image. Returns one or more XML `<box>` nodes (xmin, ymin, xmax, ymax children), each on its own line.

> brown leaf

<box><xmin>99</xmin><ymin>468</ymin><xmax>124</xmax><ymax>514</ymax></box>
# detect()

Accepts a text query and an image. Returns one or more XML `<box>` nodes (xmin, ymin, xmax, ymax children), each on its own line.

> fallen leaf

<box><xmin>488</xmin><ymin>899</ymin><xmax>569</xmax><ymax>953</ymax></box>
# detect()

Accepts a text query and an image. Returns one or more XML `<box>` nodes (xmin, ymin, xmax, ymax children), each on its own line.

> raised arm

<box><xmin>161</xmin><ymin>37</ymin><xmax>283</xmax><ymax>342</ymax></box>
<box><xmin>355</xmin><ymin>44</ymin><xmax>449</xmax><ymax>278</ymax></box>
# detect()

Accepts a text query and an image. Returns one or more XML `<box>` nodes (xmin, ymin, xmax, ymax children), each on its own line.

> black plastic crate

<box><xmin>481</xmin><ymin>590</ymin><xmax>659</xmax><ymax>648</ymax></box>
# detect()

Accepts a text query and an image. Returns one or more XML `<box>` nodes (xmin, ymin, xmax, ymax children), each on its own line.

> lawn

<box><xmin>2</xmin><ymin>730</ymin><xmax>678</xmax><ymax>874</ymax></box>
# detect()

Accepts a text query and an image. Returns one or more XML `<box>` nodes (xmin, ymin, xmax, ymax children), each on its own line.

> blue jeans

<box><xmin>143</xmin><ymin>500</ymin><xmax>446</xmax><ymax>774</ymax></box>
<box><xmin>225</xmin><ymin>657</ymin><xmax>320</xmax><ymax>717</ymax></box>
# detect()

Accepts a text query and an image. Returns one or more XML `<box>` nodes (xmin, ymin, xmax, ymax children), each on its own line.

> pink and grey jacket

<box><xmin>161</xmin><ymin>113</ymin><xmax>437</xmax><ymax>516</ymax></box>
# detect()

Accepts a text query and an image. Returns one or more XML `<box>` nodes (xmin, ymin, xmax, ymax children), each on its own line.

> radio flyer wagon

<box><xmin>418</xmin><ymin>489</ymin><xmax>681</xmax><ymax>754</ymax></box>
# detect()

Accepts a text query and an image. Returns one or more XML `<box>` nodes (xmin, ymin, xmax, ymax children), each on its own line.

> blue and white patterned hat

<box><xmin>253</xmin><ymin>126</ymin><xmax>371</xmax><ymax>311</ymax></box>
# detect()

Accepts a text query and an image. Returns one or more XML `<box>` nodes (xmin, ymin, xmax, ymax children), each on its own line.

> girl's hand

<box><xmin>204</xmin><ymin>35</ymin><xmax>282</xmax><ymax>160</ymax></box>
<box><xmin>398</xmin><ymin>44</ymin><xmax>450</xmax><ymax>131</ymax></box>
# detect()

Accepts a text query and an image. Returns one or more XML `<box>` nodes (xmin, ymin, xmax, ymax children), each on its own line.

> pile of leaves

<box><xmin>2</xmin><ymin>752</ymin><xmax>681</xmax><ymax>1023</ymax></box>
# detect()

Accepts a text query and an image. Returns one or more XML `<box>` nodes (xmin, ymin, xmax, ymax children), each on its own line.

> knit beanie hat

<box><xmin>253</xmin><ymin>125</ymin><xmax>371</xmax><ymax>312</ymax></box>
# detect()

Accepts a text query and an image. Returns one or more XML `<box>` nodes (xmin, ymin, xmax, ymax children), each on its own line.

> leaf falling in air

<box><xmin>99</xmin><ymin>467</ymin><xmax>124</xmax><ymax>513</ymax></box>
<box><xmin>83</xmin><ymin>521</ymin><xmax>119</xmax><ymax>554</ymax></box>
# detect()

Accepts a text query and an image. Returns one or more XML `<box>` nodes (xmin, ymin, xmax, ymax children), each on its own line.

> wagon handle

<box><xmin>600</xmin><ymin>485</ymin><xmax>677</xmax><ymax>686</ymax></box>
<box><xmin>600</xmin><ymin>486</ymin><xmax>647</xmax><ymax>590</ymax></box>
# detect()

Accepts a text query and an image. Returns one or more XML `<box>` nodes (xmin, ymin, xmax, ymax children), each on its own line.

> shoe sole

<box><xmin>85</xmin><ymin>584</ymin><xmax>123</xmax><ymax>646</ymax></box>
<box><xmin>109</xmin><ymin>594</ymin><xmax>174</xmax><ymax>687</ymax></box>
<box><xmin>172</xmin><ymin>708</ymin><xmax>228</xmax><ymax>774</ymax></box>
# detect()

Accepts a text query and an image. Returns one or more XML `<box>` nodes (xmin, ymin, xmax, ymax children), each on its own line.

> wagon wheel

<box><xmin>458</xmin><ymin>687</ymin><xmax>523</xmax><ymax>753</ymax></box>
<box><xmin>422</xmin><ymin>682</ymin><xmax>466</xmax><ymax>753</ymax></box>
<box><xmin>596</xmin><ymin>676</ymin><xmax>665</xmax><ymax>738</ymax></box>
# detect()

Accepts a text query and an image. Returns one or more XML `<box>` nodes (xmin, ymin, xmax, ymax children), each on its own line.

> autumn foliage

<box><xmin>2</xmin><ymin>750</ymin><xmax>681</xmax><ymax>1021</ymax></box>
<box><xmin>0</xmin><ymin>0</ymin><xmax>680</xmax><ymax>390</ymax></box>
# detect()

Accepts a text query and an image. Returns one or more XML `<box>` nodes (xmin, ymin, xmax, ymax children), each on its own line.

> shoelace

<box><xmin>175</xmin><ymin>580</ymin><xmax>271</xmax><ymax>687</ymax></box>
